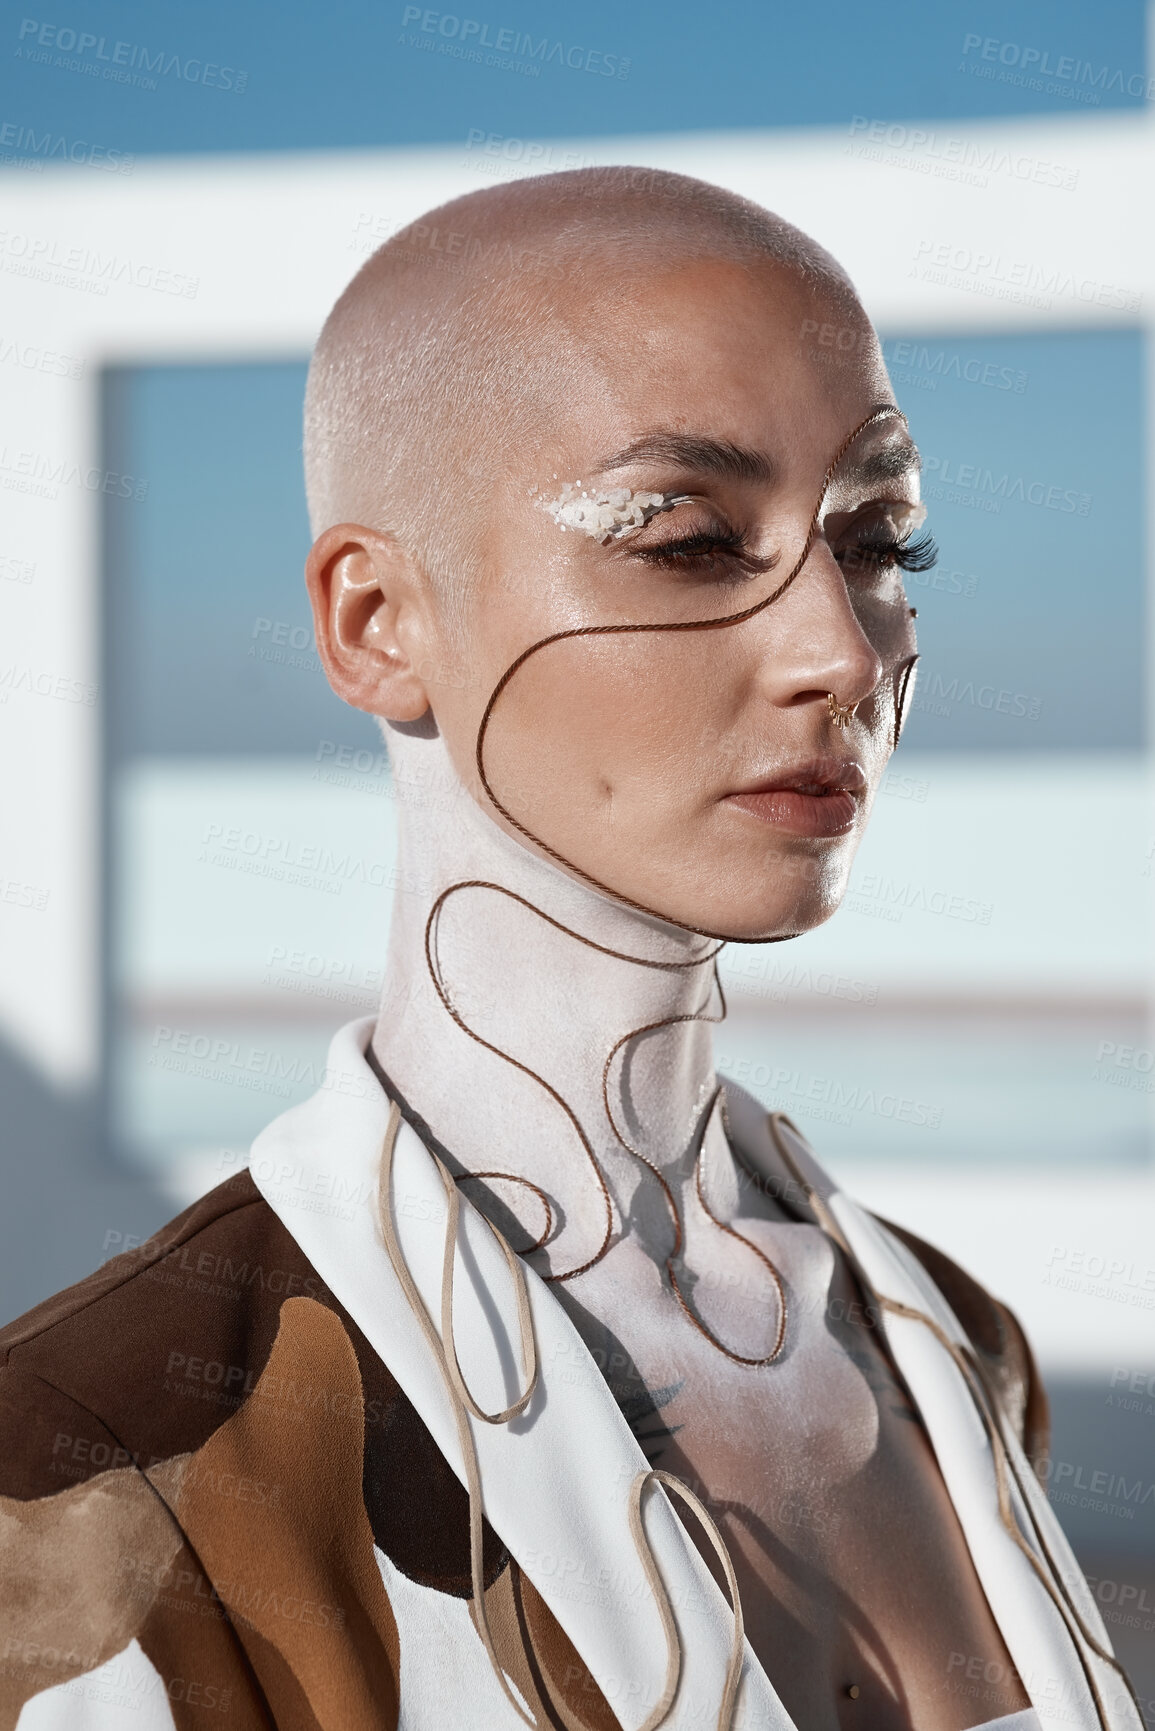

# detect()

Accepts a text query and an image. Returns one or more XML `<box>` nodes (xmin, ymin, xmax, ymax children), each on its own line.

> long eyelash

<box><xmin>632</xmin><ymin>523</ymin><xmax>936</xmax><ymax>581</ymax></box>
<box><xmin>892</xmin><ymin>530</ymin><xmax>938</xmax><ymax>573</ymax></box>
<box><xmin>631</xmin><ymin>526</ymin><xmax>777</xmax><ymax>578</ymax></box>
<box><xmin>844</xmin><ymin>529</ymin><xmax>939</xmax><ymax>576</ymax></box>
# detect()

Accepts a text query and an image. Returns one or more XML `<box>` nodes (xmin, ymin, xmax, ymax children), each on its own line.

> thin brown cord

<box><xmin>629</xmin><ymin>1469</ymin><xmax>747</xmax><ymax>1731</ymax></box>
<box><xmin>765</xmin><ymin>1113</ymin><xmax>860</xmax><ymax>1262</ymax></box>
<box><xmin>892</xmin><ymin>652</ymin><xmax>921</xmax><ymax>750</ymax></box>
<box><xmin>378</xmin><ymin>1100</ymin><xmax>747</xmax><ymax>1731</ymax></box>
<box><xmin>427</xmin><ymin>881</ymin><xmax>791</xmax><ymax>1352</ymax></box>
<box><xmin>602</xmin><ymin>970</ymin><xmax>788</xmax><ymax>1366</ymax></box>
<box><xmin>875</xmin><ymin>1296</ymin><xmax>1139</xmax><ymax>1731</ymax></box>
<box><xmin>765</xmin><ymin>1117</ymin><xmax>1139</xmax><ymax>1731</ymax></box>
<box><xmin>457</xmin><ymin>1172</ymin><xmax>555</xmax><ymax>1253</ymax></box>
<box><xmin>987</xmin><ymin>1400</ymin><xmax>1144</xmax><ymax>1730</ymax></box>
<box><xmin>424</xmin><ymin>878</ymin><xmax>724</xmax><ymax>1285</ymax></box>
<box><xmin>439</xmin><ymin>1160</ymin><xmax>540</xmax><ymax>1425</ymax></box>
<box><xmin>421</xmin><ymin>406</ymin><xmax>914</xmax><ymax>1300</ymax></box>
<box><xmin>689</xmin><ymin>1101</ymin><xmax>789</xmax><ymax>1366</ymax></box>
<box><xmin>423</xmin><ymin>880</ymin><xmax>613</xmax><ymax>1281</ymax></box>
<box><xmin>377</xmin><ymin>1100</ymin><xmax>537</xmax><ymax>1727</ymax></box>
<box><xmin>473</xmin><ymin>404</ymin><xmax>908</xmax><ymax>940</ymax></box>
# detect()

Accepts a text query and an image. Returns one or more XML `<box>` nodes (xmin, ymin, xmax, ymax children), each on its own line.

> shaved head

<box><xmin>303</xmin><ymin>167</ymin><xmax>862</xmax><ymax>633</ymax></box>
<box><xmin>305</xmin><ymin>167</ymin><xmax>916</xmax><ymax>940</ymax></box>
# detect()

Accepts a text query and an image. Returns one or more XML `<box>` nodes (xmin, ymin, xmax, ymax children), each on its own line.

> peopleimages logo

<box><xmin>15</xmin><ymin>19</ymin><xmax>248</xmax><ymax>91</ymax></box>
<box><xmin>882</xmin><ymin>340</ymin><xmax>1027</xmax><ymax>396</ymax></box>
<box><xmin>847</xmin><ymin>116</ymin><xmax>1078</xmax><ymax>190</ymax></box>
<box><xmin>961</xmin><ymin>33</ymin><xmax>1155</xmax><ymax>103</ymax></box>
<box><xmin>398</xmin><ymin>8</ymin><xmax>630</xmax><ymax>77</ymax></box>
<box><xmin>912</xmin><ymin>239</ymin><xmax>1141</xmax><ymax>314</ymax></box>
<box><xmin>0</xmin><ymin>120</ymin><xmax>133</xmax><ymax>172</ymax></box>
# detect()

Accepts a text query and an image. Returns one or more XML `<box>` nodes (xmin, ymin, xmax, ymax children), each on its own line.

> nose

<box><xmin>748</xmin><ymin>540</ymin><xmax>884</xmax><ymax>714</ymax></box>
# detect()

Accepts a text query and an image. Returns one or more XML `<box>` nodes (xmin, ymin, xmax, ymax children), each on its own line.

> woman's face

<box><xmin>428</xmin><ymin>257</ymin><xmax>924</xmax><ymax>941</ymax></box>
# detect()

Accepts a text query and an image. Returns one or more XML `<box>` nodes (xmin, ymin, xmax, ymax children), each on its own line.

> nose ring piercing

<box><xmin>827</xmin><ymin>692</ymin><xmax>857</xmax><ymax>730</ymax></box>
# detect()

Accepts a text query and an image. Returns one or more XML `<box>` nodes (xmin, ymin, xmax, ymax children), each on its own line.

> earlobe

<box><xmin>305</xmin><ymin>523</ymin><xmax>433</xmax><ymax>723</ymax></box>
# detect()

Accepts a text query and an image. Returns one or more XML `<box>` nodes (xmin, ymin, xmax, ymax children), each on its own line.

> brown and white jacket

<box><xmin>0</xmin><ymin>1019</ymin><xmax>1140</xmax><ymax>1730</ymax></box>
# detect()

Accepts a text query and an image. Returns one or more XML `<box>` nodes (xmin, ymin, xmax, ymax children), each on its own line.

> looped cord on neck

<box><xmin>439</xmin><ymin>1151</ymin><xmax>540</xmax><ymax>1425</ymax></box>
<box><xmin>425</xmin><ymin>879</ymin><xmax>792</xmax><ymax>1360</ymax></box>
<box><xmin>417</xmin><ymin>406</ymin><xmax>915</xmax><ymax>1293</ymax></box>
<box><xmin>377</xmin><ymin>1099</ymin><xmax>747</xmax><ymax>1731</ymax></box>
<box><xmin>424</xmin><ymin>878</ymin><xmax>723</xmax><ymax>1286</ymax></box>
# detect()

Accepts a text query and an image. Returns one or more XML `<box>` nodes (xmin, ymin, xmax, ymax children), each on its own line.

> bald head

<box><xmin>303</xmin><ymin>167</ymin><xmax>862</xmax><ymax>629</ymax></box>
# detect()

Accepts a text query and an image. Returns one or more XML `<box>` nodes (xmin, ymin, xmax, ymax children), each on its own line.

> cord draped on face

<box><xmin>415</xmin><ymin>406</ymin><xmax>918</xmax><ymax>1292</ymax></box>
<box><xmin>472</xmin><ymin>403</ymin><xmax>911</xmax><ymax>938</ymax></box>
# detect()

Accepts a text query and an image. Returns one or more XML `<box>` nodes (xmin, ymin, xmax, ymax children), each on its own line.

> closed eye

<box><xmin>839</xmin><ymin>529</ymin><xmax>938</xmax><ymax>577</ymax></box>
<box><xmin>630</xmin><ymin>523</ymin><xmax>779</xmax><ymax>581</ymax></box>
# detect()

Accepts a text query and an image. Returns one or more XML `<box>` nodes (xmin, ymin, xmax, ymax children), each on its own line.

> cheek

<box><xmin>854</xmin><ymin>572</ymin><xmax>915</xmax><ymax>640</ymax></box>
<box><xmin>426</xmin><ymin>568</ymin><xmax>564</xmax><ymax>783</ymax></box>
<box><xmin>858</xmin><ymin>593</ymin><xmax>918</xmax><ymax>693</ymax></box>
<box><xmin>861</xmin><ymin>614</ymin><xmax>918</xmax><ymax>771</ymax></box>
<box><xmin>477</xmin><ymin>631</ymin><xmax>747</xmax><ymax>829</ymax></box>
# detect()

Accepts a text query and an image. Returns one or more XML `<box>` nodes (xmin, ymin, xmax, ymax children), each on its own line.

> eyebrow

<box><xmin>594</xmin><ymin>433</ymin><xmax>776</xmax><ymax>485</ymax></box>
<box><xmin>844</xmin><ymin>438</ymin><xmax>922</xmax><ymax>483</ymax></box>
<box><xmin>593</xmin><ymin>428</ymin><xmax>921</xmax><ymax>488</ymax></box>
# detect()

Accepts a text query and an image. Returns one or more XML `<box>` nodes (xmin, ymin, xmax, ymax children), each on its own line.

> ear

<box><xmin>305</xmin><ymin>524</ymin><xmax>433</xmax><ymax>722</ymax></box>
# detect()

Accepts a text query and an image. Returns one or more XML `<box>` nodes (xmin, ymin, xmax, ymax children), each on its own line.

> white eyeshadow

<box><xmin>535</xmin><ymin>482</ymin><xmax>692</xmax><ymax>545</ymax></box>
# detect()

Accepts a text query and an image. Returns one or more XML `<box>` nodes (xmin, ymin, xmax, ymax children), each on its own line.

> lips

<box><xmin>724</xmin><ymin>759</ymin><xmax>865</xmax><ymax>838</ymax></box>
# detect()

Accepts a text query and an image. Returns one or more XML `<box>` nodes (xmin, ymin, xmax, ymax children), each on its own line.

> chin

<box><xmin>708</xmin><ymin>846</ymin><xmax>853</xmax><ymax>942</ymax></box>
<box><xmin>714</xmin><ymin>898</ymin><xmax>841</xmax><ymax>945</ymax></box>
<box><xmin>652</xmin><ymin>874</ymin><xmax>845</xmax><ymax>944</ymax></box>
<box><xmin>662</xmin><ymin>816</ymin><xmax>859</xmax><ymax>940</ymax></box>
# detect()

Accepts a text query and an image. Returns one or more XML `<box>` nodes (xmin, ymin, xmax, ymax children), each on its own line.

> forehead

<box><xmin>565</xmin><ymin>253</ymin><xmax>855</xmax><ymax>362</ymax></box>
<box><xmin>538</xmin><ymin>255</ymin><xmax>892</xmax><ymax>477</ymax></box>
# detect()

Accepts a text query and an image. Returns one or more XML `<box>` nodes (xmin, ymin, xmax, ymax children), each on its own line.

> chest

<box><xmin>561</xmin><ymin>1224</ymin><xmax>1030</xmax><ymax>1730</ymax></box>
<box><xmin>570</xmin><ymin>1216</ymin><xmax>894</xmax><ymax>1483</ymax></box>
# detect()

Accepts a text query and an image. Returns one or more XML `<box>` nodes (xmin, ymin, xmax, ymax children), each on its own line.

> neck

<box><xmin>371</xmin><ymin>727</ymin><xmax>727</xmax><ymax>1275</ymax></box>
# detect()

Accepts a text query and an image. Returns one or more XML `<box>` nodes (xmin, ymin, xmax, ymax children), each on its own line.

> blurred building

<box><xmin>2</xmin><ymin>4</ymin><xmax>1153</xmax><ymax>1693</ymax></box>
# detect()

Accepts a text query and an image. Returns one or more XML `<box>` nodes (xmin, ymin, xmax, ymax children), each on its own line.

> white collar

<box><xmin>732</xmin><ymin>1108</ymin><xmax>1138</xmax><ymax>1730</ymax></box>
<box><xmin>249</xmin><ymin>1016</ymin><xmax>792</xmax><ymax>1730</ymax></box>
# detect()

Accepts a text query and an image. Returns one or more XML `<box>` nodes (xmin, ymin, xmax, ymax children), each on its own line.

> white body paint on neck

<box><xmin>368</xmin><ymin>729</ymin><xmax>880</xmax><ymax>1485</ymax></box>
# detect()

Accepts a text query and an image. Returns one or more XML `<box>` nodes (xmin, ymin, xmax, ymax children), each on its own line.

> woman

<box><xmin>0</xmin><ymin>168</ymin><xmax>1139</xmax><ymax>1730</ymax></box>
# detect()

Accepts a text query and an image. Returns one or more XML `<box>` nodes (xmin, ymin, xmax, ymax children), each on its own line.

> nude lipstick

<box><xmin>725</xmin><ymin>759</ymin><xmax>865</xmax><ymax>837</ymax></box>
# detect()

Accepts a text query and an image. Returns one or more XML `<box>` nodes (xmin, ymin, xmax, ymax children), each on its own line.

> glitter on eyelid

<box><xmin>536</xmin><ymin>482</ymin><xmax>692</xmax><ymax>544</ymax></box>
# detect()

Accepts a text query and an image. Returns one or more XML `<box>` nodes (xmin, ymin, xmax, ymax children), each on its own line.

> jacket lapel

<box><xmin>726</xmin><ymin>1104</ymin><xmax>1141</xmax><ymax>1731</ymax></box>
<box><xmin>248</xmin><ymin>1018</ymin><xmax>794</xmax><ymax>1731</ymax></box>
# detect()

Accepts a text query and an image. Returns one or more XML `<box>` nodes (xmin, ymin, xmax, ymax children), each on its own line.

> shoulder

<box><xmin>722</xmin><ymin>1088</ymin><xmax>1050</xmax><ymax>1470</ymax></box>
<box><xmin>0</xmin><ymin>1170</ymin><xmax>335</xmax><ymax>1495</ymax></box>
<box><xmin>871</xmin><ymin>1214</ymin><xmax>1050</xmax><ymax>1470</ymax></box>
<box><xmin>0</xmin><ymin>1167</ymin><xmax>502</xmax><ymax>1590</ymax></box>
<box><xmin>1</xmin><ymin>1169</ymin><xmax>273</xmax><ymax>1352</ymax></box>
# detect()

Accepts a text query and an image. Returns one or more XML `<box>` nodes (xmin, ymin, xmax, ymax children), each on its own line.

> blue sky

<box><xmin>5</xmin><ymin>0</ymin><xmax>1147</xmax><ymax>157</ymax></box>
